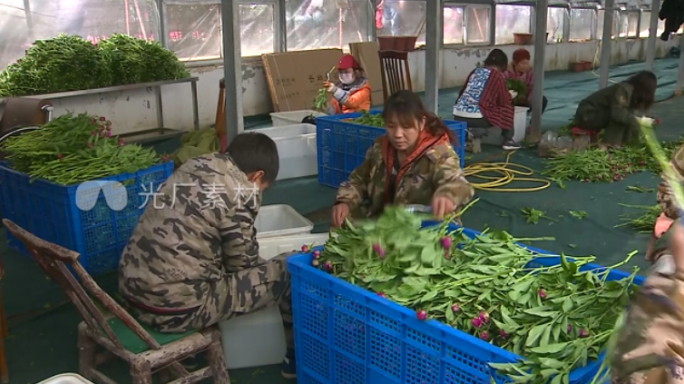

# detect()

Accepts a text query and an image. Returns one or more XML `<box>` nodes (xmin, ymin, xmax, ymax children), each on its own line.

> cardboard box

<box><xmin>262</xmin><ymin>49</ymin><xmax>343</xmax><ymax>112</ymax></box>
<box><xmin>349</xmin><ymin>42</ymin><xmax>384</xmax><ymax>106</ymax></box>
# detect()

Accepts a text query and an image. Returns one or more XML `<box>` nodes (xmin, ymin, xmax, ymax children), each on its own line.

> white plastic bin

<box><xmin>512</xmin><ymin>106</ymin><xmax>530</xmax><ymax>143</ymax></box>
<box><xmin>256</xmin><ymin>124</ymin><xmax>317</xmax><ymax>180</ymax></box>
<box><xmin>220</xmin><ymin>233</ymin><xmax>330</xmax><ymax>369</ymax></box>
<box><xmin>255</xmin><ymin>204</ymin><xmax>313</xmax><ymax>238</ymax></box>
<box><xmin>270</xmin><ymin>110</ymin><xmax>326</xmax><ymax>127</ymax></box>
<box><xmin>36</xmin><ymin>374</ymin><xmax>94</xmax><ymax>384</ymax></box>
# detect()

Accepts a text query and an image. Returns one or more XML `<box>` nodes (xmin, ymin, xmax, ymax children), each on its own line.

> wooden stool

<box><xmin>570</xmin><ymin>127</ymin><xmax>598</xmax><ymax>144</ymax></box>
<box><xmin>466</xmin><ymin>131</ymin><xmax>481</xmax><ymax>154</ymax></box>
<box><xmin>215</xmin><ymin>78</ymin><xmax>226</xmax><ymax>148</ymax></box>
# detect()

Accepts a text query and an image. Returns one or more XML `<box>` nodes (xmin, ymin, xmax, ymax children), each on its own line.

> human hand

<box><xmin>323</xmin><ymin>81</ymin><xmax>336</xmax><ymax>93</ymax></box>
<box><xmin>431</xmin><ymin>196</ymin><xmax>455</xmax><ymax>220</ymax></box>
<box><xmin>331</xmin><ymin>203</ymin><xmax>350</xmax><ymax>228</ymax></box>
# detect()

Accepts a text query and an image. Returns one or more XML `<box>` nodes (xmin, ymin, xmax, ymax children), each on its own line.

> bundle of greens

<box><xmin>312</xmin><ymin>88</ymin><xmax>328</xmax><ymax>111</ymax></box>
<box><xmin>0</xmin><ymin>34</ymin><xmax>112</xmax><ymax>97</ymax></box>
<box><xmin>312</xmin><ymin>208</ymin><xmax>638</xmax><ymax>384</ymax></box>
<box><xmin>350</xmin><ymin>110</ymin><xmax>384</xmax><ymax>127</ymax></box>
<box><xmin>138</xmin><ymin>40</ymin><xmax>190</xmax><ymax>83</ymax></box>
<box><xmin>98</xmin><ymin>34</ymin><xmax>147</xmax><ymax>85</ymax></box>
<box><xmin>506</xmin><ymin>78</ymin><xmax>528</xmax><ymax>104</ymax></box>
<box><xmin>614</xmin><ymin>204</ymin><xmax>660</xmax><ymax>233</ymax></box>
<box><xmin>1</xmin><ymin>113</ymin><xmax>162</xmax><ymax>185</ymax></box>
<box><xmin>542</xmin><ymin>138</ymin><xmax>683</xmax><ymax>184</ymax></box>
<box><xmin>0</xmin><ymin>34</ymin><xmax>189</xmax><ymax>97</ymax></box>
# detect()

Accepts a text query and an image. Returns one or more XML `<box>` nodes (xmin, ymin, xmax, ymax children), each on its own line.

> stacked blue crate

<box><xmin>316</xmin><ymin>111</ymin><xmax>467</xmax><ymax>188</ymax></box>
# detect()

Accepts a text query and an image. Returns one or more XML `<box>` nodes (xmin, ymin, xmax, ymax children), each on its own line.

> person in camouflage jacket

<box><xmin>610</xmin><ymin>142</ymin><xmax>684</xmax><ymax>383</ymax></box>
<box><xmin>610</xmin><ymin>222</ymin><xmax>684</xmax><ymax>383</ymax></box>
<box><xmin>331</xmin><ymin>90</ymin><xmax>474</xmax><ymax>227</ymax></box>
<box><xmin>118</xmin><ymin>133</ymin><xmax>298</xmax><ymax>379</ymax></box>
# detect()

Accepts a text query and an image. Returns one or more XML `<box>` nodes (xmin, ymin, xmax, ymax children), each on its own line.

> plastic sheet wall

<box><xmin>0</xmin><ymin>0</ymin><xmax>160</xmax><ymax>69</ymax></box>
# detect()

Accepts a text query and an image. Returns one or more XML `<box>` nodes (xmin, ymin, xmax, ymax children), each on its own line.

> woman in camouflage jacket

<box><xmin>331</xmin><ymin>90</ymin><xmax>474</xmax><ymax>227</ymax></box>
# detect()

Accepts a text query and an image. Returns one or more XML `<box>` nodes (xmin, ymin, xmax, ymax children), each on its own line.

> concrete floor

<box><xmin>2</xmin><ymin>57</ymin><xmax>683</xmax><ymax>384</ymax></box>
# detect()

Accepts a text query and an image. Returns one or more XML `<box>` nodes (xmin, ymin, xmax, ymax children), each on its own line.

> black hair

<box><xmin>382</xmin><ymin>90</ymin><xmax>457</xmax><ymax>145</ymax></box>
<box><xmin>226</xmin><ymin>132</ymin><xmax>279</xmax><ymax>184</ymax></box>
<box><xmin>624</xmin><ymin>70</ymin><xmax>657</xmax><ymax>110</ymax></box>
<box><xmin>483</xmin><ymin>49</ymin><xmax>509</xmax><ymax>72</ymax></box>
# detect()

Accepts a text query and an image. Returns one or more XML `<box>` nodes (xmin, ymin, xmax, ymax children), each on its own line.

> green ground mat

<box><xmin>1</xmin><ymin>58</ymin><xmax>683</xmax><ymax>384</ymax></box>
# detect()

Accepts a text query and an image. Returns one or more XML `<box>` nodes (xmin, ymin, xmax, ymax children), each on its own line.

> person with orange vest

<box><xmin>323</xmin><ymin>54</ymin><xmax>372</xmax><ymax>115</ymax></box>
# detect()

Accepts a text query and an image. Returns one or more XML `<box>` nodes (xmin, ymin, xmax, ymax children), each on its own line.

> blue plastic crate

<box><xmin>287</xmin><ymin>224</ymin><xmax>644</xmax><ymax>384</ymax></box>
<box><xmin>316</xmin><ymin>111</ymin><xmax>467</xmax><ymax>188</ymax></box>
<box><xmin>0</xmin><ymin>162</ymin><xmax>173</xmax><ymax>276</ymax></box>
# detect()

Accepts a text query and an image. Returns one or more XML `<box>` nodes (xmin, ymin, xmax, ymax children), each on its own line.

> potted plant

<box><xmin>569</xmin><ymin>62</ymin><xmax>584</xmax><ymax>72</ymax></box>
<box><xmin>513</xmin><ymin>33</ymin><xmax>533</xmax><ymax>45</ymax></box>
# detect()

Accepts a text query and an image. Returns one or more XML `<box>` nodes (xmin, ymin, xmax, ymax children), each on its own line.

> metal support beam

<box><xmin>599</xmin><ymin>0</ymin><xmax>615</xmax><ymax>89</ymax></box>
<box><xmin>645</xmin><ymin>0</ymin><xmax>661</xmax><ymax>70</ymax></box>
<box><xmin>23</xmin><ymin>0</ymin><xmax>34</xmax><ymax>38</ymax></box>
<box><xmin>424</xmin><ymin>0</ymin><xmax>441</xmax><ymax>114</ymax></box>
<box><xmin>489</xmin><ymin>5</ymin><xmax>496</xmax><ymax>46</ymax></box>
<box><xmin>275</xmin><ymin>0</ymin><xmax>286</xmax><ymax>52</ymax></box>
<box><xmin>676</xmin><ymin>34</ymin><xmax>684</xmax><ymax>96</ymax></box>
<box><xmin>221</xmin><ymin>0</ymin><xmax>244</xmax><ymax>140</ymax></box>
<box><xmin>528</xmin><ymin>0</ymin><xmax>548</xmax><ymax>142</ymax></box>
<box><xmin>158</xmin><ymin>0</ymin><xmax>168</xmax><ymax>48</ymax></box>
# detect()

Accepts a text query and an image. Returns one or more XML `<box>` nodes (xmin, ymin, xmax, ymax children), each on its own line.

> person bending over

<box><xmin>573</xmin><ymin>70</ymin><xmax>657</xmax><ymax>149</ymax></box>
<box><xmin>118</xmin><ymin>133</ymin><xmax>298</xmax><ymax>379</ymax></box>
<box><xmin>453</xmin><ymin>49</ymin><xmax>518</xmax><ymax>150</ymax></box>
<box><xmin>504</xmin><ymin>48</ymin><xmax>548</xmax><ymax>113</ymax></box>
<box><xmin>324</xmin><ymin>54</ymin><xmax>371</xmax><ymax>115</ymax></box>
<box><xmin>331</xmin><ymin>90</ymin><xmax>474</xmax><ymax>227</ymax></box>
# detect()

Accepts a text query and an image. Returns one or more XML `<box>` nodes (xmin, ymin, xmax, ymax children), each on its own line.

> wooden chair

<box><xmin>2</xmin><ymin>219</ymin><xmax>230</xmax><ymax>384</ymax></box>
<box><xmin>378</xmin><ymin>51</ymin><xmax>413</xmax><ymax>101</ymax></box>
<box><xmin>215</xmin><ymin>78</ymin><xmax>226</xmax><ymax>150</ymax></box>
<box><xmin>0</xmin><ymin>254</ymin><xmax>7</xmax><ymax>383</ymax></box>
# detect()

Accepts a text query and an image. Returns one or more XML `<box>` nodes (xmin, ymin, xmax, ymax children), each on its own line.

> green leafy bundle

<box><xmin>98</xmin><ymin>34</ymin><xmax>147</xmax><ymax>85</ymax></box>
<box><xmin>0</xmin><ymin>34</ymin><xmax>112</xmax><ymax>97</ymax></box>
<box><xmin>350</xmin><ymin>110</ymin><xmax>384</xmax><ymax>127</ymax></box>
<box><xmin>542</xmin><ymin>139</ymin><xmax>684</xmax><ymax>185</ymax></box>
<box><xmin>506</xmin><ymin>78</ymin><xmax>528</xmax><ymax>97</ymax></box>
<box><xmin>1</xmin><ymin>113</ymin><xmax>162</xmax><ymax>185</ymax></box>
<box><xmin>312</xmin><ymin>88</ymin><xmax>328</xmax><ymax>111</ymax></box>
<box><xmin>614</xmin><ymin>204</ymin><xmax>660</xmax><ymax>233</ymax></box>
<box><xmin>0</xmin><ymin>34</ymin><xmax>189</xmax><ymax>97</ymax></box>
<box><xmin>313</xmin><ymin>208</ymin><xmax>638</xmax><ymax>384</ymax></box>
<box><xmin>138</xmin><ymin>40</ymin><xmax>190</xmax><ymax>83</ymax></box>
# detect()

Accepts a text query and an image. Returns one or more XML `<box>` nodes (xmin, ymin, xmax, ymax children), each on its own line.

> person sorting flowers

<box><xmin>573</xmin><ymin>70</ymin><xmax>657</xmax><ymax>149</ymax></box>
<box><xmin>324</xmin><ymin>54</ymin><xmax>372</xmax><ymax>115</ymax></box>
<box><xmin>331</xmin><ymin>90</ymin><xmax>474</xmax><ymax>227</ymax></box>
<box><xmin>503</xmin><ymin>48</ymin><xmax>548</xmax><ymax>113</ymax></box>
<box><xmin>452</xmin><ymin>49</ymin><xmax>518</xmax><ymax>150</ymax></box>
<box><xmin>118</xmin><ymin>132</ymin><xmax>299</xmax><ymax>379</ymax></box>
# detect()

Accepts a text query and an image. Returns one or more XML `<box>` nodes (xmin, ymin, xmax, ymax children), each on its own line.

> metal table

<box><xmin>1</xmin><ymin>77</ymin><xmax>200</xmax><ymax>143</ymax></box>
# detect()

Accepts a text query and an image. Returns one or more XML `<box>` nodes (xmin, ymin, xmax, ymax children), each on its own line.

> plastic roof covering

<box><xmin>493</xmin><ymin>0</ymin><xmax>653</xmax><ymax>7</ymax></box>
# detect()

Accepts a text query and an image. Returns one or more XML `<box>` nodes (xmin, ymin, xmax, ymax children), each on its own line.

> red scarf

<box><xmin>380</xmin><ymin>131</ymin><xmax>451</xmax><ymax>203</ymax></box>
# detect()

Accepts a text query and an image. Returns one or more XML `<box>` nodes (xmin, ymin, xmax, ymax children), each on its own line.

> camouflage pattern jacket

<box><xmin>335</xmin><ymin>133</ymin><xmax>474</xmax><ymax>217</ymax></box>
<box><xmin>658</xmin><ymin>144</ymin><xmax>684</xmax><ymax>220</ymax></box>
<box><xmin>611</xmin><ymin>248</ymin><xmax>684</xmax><ymax>384</ymax></box>
<box><xmin>118</xmin><ymin>153</ymin><xmax>261</xmax><ymax>313</ymax></box>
